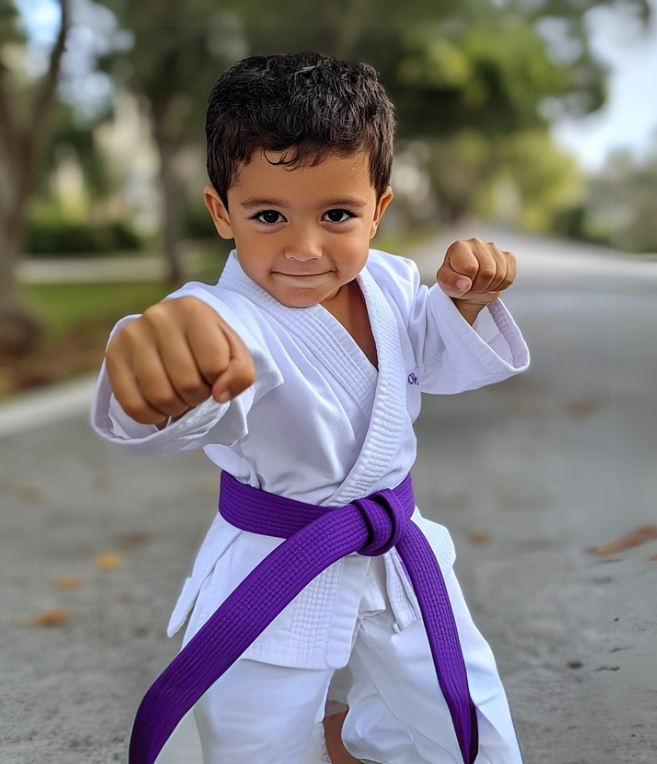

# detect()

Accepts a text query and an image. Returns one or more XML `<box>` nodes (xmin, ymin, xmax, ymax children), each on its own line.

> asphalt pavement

<box><xmin>1</xmin><ymin>228</ymin><xmax>656</xmax><ymax>763</ymax></box>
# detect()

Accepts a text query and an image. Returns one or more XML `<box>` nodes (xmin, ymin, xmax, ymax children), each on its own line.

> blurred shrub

<box><xmin>584</xmin><ymin>149</ymin><xmax>657</xmax><ymax>254</ymax></box>
<box><xmin>181</xmin><ymin>203</ymin><xmax>217</xmax><ymax>241</ymax></box>
<box><xmin>26</xmin><ymin>212</ymin><xmax>144</xmax><ymax>257</ymax></box>
<box><xmin>552</xmin><ymin>204</ymin><xmax>613</xmax><ymax>246</ymax></box>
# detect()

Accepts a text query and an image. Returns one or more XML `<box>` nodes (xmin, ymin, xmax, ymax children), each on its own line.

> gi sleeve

<box><xmin>90</xmin><ymin>289</ymin><xmax>283</xmax><ymax>456</ymax></box>
<box><xmin>369</xmin><ymin>251</ymin><xmax>529</xmax><ymax>394</ymax></box>
<box><xmin>412</xmin><ymin>284</ymin><xmax>530</xmax><ymax>393</ymax></box>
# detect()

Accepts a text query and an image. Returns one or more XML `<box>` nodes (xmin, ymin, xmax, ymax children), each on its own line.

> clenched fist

<box><xmin>436</xmin><ymin>238</ymin><xmax>516</xmax><ymax>322</ymax></box>
<box><xmin>106</xmin><ymin>296</ymin><xmax>256</xmax><ymax>425</ymax></box>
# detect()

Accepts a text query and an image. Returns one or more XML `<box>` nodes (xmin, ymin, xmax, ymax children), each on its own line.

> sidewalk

<box><xmin>17</xmin><ymin>252</ymin><xmax>207</xmax><ymax>284</ymax></box>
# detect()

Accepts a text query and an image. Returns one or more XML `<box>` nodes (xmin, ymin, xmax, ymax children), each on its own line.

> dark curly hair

<box><xmin>205</xmin><ymin>52</ymin><xmax>395</xmax><ymax>208</ymax></box>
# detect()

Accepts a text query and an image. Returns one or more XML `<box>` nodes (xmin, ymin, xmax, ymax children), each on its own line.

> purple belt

<box><xmin>128</xmin><ymin>472</ymin><xmax>478</xmax><ymax>764</ymax></box>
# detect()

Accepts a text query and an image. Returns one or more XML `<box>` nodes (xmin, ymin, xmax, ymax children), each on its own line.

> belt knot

<box><xmin>355</xmin><ymin>488</ymin><xmax>411</xmax><ymax>556</ymax></box>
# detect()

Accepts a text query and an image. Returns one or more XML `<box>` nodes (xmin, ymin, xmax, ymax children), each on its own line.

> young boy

<box><xmin>92</xmin><ymin>53</ymin><xmax>529</xmax><ymax>764</ymax></box>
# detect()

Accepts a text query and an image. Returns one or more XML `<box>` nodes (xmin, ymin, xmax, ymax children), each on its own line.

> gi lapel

<box><xmin>328</xmin><ymin>264</ymin><xmax>406</xmax><ymax>504</ymax></box>
<box><xmin>219</xmin><ymin>251</ymin><xmax>406</xmax><ymax>502</ymax></box>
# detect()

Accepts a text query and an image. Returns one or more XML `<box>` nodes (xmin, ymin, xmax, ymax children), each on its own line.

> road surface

<box><xmin>1</xmin><ymin>227</ymin><xmax>656</xmax><ymax>763</ymax></box>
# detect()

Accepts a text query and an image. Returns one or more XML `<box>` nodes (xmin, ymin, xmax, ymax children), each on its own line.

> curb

<box><xmin>0</xmin><ymin>374</ymin><xmax>97</xmax><ymax>440</ymax></box>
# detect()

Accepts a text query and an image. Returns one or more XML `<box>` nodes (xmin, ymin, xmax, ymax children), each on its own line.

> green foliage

<box><xmin>25</xmin><ymin>209</ymin><xmax>143</xmax><ymax>257</ymax></box>
<box><xmin>393</xmin><ymin>18</ymin><xmax>576</xmax><ymax>136</ymax></box>
<box><xmin>490</xmin><ymin>130</ymin><xmax>584</xmax><ymax>230</ymax></box>
<box><xmin>230</xmin><ymin>4</ymin><xmax>608</xmax><ymax>144</ymax></box>
<box><xmin>97</xmin><ymin>0</ymin><xmax>244</xmax><ymax>139</ymax></box>
<box><xmin>418</xmin><ymin>128</ymin><xmax>584</xmax><ymax>230</ymax></box>
<box><xmin>0</xmin><ymin>0</ymin><xmax>23</xmax><ymax>45</ymax></box>
<box><xmin>39</xmin><ymin>101</ymin><xmax>114</xmax><ymax>202</ymax></box>
<box><xmin>423</xmin><ymin>131</ymin><xmax>494</xmax><ymax>223</ymax></box>
<box><xmin>580</xmin><ymin>147</ymin><xmax>657</xmax><ymax>253</ymax></box>
<box><xmin>182</xmin><ymin>202</ymin><xmax>218</xmax><ymax>241</ymax></box>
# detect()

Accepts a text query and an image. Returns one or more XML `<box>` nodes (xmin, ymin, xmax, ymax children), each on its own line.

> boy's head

<box><xmin>205</xmin><ymin>52</ymin><xmax>395</xmax><ymax>207</ymax></box>
<box><xmin>203</xmin><ymin>53</ymin><xmax>395</xmax><ymax>311</ymax></box>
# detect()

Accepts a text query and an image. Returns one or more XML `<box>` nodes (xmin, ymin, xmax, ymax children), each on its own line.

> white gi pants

<box><xmin>182</xmin><ymin>558</ymin><xmax>523</xmax><ymax>764</ymax></box>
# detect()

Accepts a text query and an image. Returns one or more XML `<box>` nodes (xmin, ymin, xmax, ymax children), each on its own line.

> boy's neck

<box><xmin>322</xmin><ymin>280</ymin><xmax>378</xmax><ymax>369</ymax></box>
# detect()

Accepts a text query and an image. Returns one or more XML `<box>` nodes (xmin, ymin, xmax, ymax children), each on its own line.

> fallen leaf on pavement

<box><xmin>565</xmin><ymin>399</ymin><xmax>604</xmax><ymax>419</ymax></box>
<box><xmin>593</xmin><ymin>526</ymin><xmax>657</xmax><ymax>555</ymax></box>
<box><xmin>29</xmin><ymin>608</ymin><xmax>70</xmax><ymax>627</ymax></box>
<box><xmin>467</xmin><ymin>532</ymin><xmax>491</xmax><ymax>546</ymax></box>
<box><xmin>95</xmin><ymin>552</ymin><xmax>123</xmax><ymax>570</ymax></box>
<box><xmin>56</xmin><ymin>577</ymin><xmax>82</xmax><ymax>591</ymax></box>
<box><xmin>114</xmin><ymin>532</ymin><xmax>151</xmax><ymax>548</ymax></box>
<box><xmin>21</xmin><ymin>485</ymin><xmax>45</xmax><ymax>503</ymax></box>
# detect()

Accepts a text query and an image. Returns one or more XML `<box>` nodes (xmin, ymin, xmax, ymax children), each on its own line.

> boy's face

<box><xmin>204</xmin><ymin>150</ymin><xmax>393</xmax><ymax>309</ymax></box>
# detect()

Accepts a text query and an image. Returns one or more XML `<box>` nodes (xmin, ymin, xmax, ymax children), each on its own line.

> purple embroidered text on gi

<box><xmin>408</xmin><ymin>372</ymin><xmax>419</xmax><ymax>386</ymax></box>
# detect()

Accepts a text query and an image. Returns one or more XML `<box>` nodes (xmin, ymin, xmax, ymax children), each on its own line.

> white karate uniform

<box><xmin>91</xmin><ymin>249</ymin><xmax>529</xmax><ymax>764</ymax></box>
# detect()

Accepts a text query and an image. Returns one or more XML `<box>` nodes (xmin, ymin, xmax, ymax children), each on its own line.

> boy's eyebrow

<box><xmin>240</xmin><ymin>196</ymin><xmax>368</xmax><ymax>210</ymax></box>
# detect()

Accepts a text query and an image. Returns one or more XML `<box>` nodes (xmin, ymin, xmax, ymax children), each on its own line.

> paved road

<box><xmin>1</xmin><ymin>228</ymin><xmax>656</xmax><ymax>763</ymax></box>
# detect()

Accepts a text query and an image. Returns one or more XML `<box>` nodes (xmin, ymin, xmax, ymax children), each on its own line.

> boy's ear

<box><xmin>204</xmin><ymin>184</ymin><xmax>234</xmax><ymax>239</ymax></box>
<box><xmin>370</xmin><ymin>185</ymin><xmax>393</xmax><ymax>238</ymax></box>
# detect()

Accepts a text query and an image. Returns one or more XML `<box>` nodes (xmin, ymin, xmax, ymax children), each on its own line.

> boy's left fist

<box><xmin>436</xmin><ymin>238</ymin><xmax>516</xmax><ymax>306</ymax></box>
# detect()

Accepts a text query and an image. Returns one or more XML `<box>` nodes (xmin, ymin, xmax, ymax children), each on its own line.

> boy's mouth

<box><xmin>273</xmin><ymin>270</ymin><xmax>331</xmax><ymax>277</ymax></box>
<box><xmin>273</xmin><ymin>271</ymin><xmax>333</xmax><ymax>286</ymax></box>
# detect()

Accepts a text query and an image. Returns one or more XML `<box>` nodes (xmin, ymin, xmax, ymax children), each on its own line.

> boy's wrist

<box><xmin>451</xmin><ymin>298</ymin><xmax>487</xmax><ymax>326</ymax></box>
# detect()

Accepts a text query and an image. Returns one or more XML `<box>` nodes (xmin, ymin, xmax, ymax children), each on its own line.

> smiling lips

<box><xmin>275</xmin><ymin>271</ymin><xmax>330</xmax><ymax>277</ymax></box>
<box><xmin>273</xmin><ymin>271</ymin><xmax>333</xmax><ymax>286</ymax></box>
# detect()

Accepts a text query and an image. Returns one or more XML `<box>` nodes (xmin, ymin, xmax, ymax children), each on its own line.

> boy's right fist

<box><xmin>106</xmin><ymin>296</ymin><xmax>256</xmax><ymax>425</ymax></box>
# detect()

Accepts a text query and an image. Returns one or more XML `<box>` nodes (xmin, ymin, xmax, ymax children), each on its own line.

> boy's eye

<box><xmin>323</xmin><ymin>209</ymin><xmax>354</xmax><ymax>223</ymax></box>
<box><xmin>253</xmin><ymin>210</ymin><xmax>284</xmax><ymax>225</ymax></box>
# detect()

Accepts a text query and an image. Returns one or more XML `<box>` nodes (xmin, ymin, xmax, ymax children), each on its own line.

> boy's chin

<box><xmin>274</xmin><ymin>293</ymin><xmax>323</xmax><ymax>309</ymax></box>
<box><xmin>268</xmin><ymin>283</ymin><xmax>343</xmax><ymax>310</ymax></box>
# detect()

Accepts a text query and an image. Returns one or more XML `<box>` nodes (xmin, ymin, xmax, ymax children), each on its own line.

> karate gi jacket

<box><xmin>91</xmin><ymin>248</ymin><xmax>529</xmax><ymax>670</ymax></box>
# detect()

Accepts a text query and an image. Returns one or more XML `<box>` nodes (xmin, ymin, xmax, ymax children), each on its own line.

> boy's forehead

<box><xmin>231</xmin><ymin>147</ymin><xmax>376</xmax><ymax>197</ymax></box>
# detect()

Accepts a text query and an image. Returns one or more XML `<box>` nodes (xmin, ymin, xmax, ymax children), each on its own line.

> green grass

<box><xmin>20</xmin><ymin>244</ymin><xmax>229</xmax><ymax>342</ymax></box>
<box><xmin>23</xmin><ymin>281</ymin><xmax>172</xmax><ymax>341</ymax></box>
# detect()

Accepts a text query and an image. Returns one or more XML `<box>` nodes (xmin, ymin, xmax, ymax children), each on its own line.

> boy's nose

<box><xmin>285</xmin><ymin>247</ymin><xmax>322</xmax><ymax>261</ymax></box>
<box><xmin>284</xmin><ymin>231</ymin><xmax>323</xmax><ymax>261</ymax></box>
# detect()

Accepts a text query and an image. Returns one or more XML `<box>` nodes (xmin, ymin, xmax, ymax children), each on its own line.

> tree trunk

<box><xmin>0</xmin><ymin>0</ymin><xmax>70</xmax><ymax>355</ymax></box>
<box><xmin>0</xmin><ymin>222</ymin><xmax>42</xmax><ymax>356</ymax></box>
<box><xmin>0</xmin><ymin>137</ymin><xmax>43</xmax><ymax>355</ymax></box>
<box><xmin>150</xmin><ymin>97</ymin><xmax>183</xmax><ymax>288</ymax></box>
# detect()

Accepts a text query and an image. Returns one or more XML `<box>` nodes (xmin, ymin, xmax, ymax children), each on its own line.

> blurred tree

<box><xmin>395</xmin><ymin>129</ymin><xmax>583</xmax><ymax>231</ymax></box>
<box><xmin>235</xmin><ymin>0</ymin><xmax>652</xmax><ymax>134</ymax></box>
<box><xmin>97</xmin><ymin>0</ymin><xmax>246</xmax><ymax>285</ymax></box>
<box><xmin>583</xmin><ymin>146</ymin><xmax>657</xmax><ymax>252</ymax></box>
<box><xmin>476</xmin><ymin>130</ymin><xmax>584</xmax><ymax>230</ymax></box>
<box><xmin>0</xmin><ymin>0</ymin><xmax>71</xmax><ymax>353</ymax></box>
